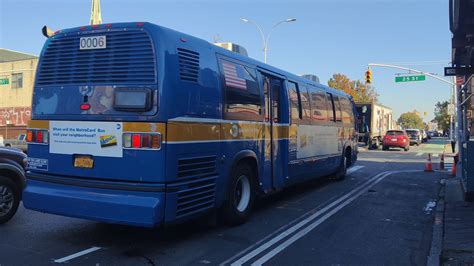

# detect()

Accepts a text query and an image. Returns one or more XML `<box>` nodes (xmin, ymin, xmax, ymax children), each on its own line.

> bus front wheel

<box><xmin>221</xmin><ymin>163</ymin><xmax>256</xmax><ymax>226</ymax></box>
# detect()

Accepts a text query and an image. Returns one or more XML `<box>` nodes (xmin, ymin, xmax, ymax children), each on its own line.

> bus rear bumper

<box><xmin>23</xmin><ymin>178</ymin><xmax>165</xmax><ymax>228</ymax></box>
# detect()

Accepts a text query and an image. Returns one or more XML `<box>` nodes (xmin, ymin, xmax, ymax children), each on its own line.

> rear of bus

<box><xmin>23</xmin><ymin>23</ymin><xmax>167</xmax><ymax>227</ymax></box>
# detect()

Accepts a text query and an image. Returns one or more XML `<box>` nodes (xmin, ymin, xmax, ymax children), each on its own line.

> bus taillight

<box><xmin>27</xmin><ymin>129</ymin><xmax>49</xmax><ymax>144</ymax></box>
<box><xmin>123</xmin><ymin>133</ymin><xmax>161</xmax><ymax>150</ymax></box>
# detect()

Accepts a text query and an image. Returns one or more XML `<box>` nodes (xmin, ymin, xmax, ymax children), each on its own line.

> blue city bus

<box><xmin>23</xmin><ymin>22</ymin><xmax>358</xmax><ymax>227</ymax></box>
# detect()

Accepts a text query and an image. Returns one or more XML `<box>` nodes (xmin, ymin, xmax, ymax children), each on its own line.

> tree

<box><xmin>397</xmin><ymin>112</ymin><xmax>424</xmax><ymax>129</ymax></box>
<box><xmin>328</xmin><ymin>73</ymin><xmax>378</xmax><ymax>103</ymax></box>
<box><xmin>433</xmin><ymin>101</ymin><xmax>450</xmax><ymax>132</ymax></box>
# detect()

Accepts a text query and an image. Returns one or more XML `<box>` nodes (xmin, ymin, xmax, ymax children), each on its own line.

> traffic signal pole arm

<box><xmin>368</xmin><ymin>62</ymin><xmax>459</xmax><ymax>148</ymax></box>
<box><xmin>368</xmin><ymin>63</ymin><xmax>455</xmax><ymax>85</ymax></box>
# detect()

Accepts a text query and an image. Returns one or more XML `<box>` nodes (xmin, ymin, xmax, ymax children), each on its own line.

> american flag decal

<box><xmin>222</xmin><ymin>61</ymin><xmax>247</xmax><ymax>90</ymax></box>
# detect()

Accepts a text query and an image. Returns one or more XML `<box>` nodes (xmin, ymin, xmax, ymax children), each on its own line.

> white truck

<box><xmin>355</xmin><ymin>102</ymin><xmax>393</xmax><ymax>149</ymax></box>
<box><xmin>3</xmin><ymin>133</ymin><xmax>27</xmax><ymax>152</ymax></box>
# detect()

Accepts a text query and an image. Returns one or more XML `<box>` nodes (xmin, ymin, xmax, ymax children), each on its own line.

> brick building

<box><xmin>0</xmin><ymin>49</ymin><xmax>38</xmax><ymax>139</ymax></box>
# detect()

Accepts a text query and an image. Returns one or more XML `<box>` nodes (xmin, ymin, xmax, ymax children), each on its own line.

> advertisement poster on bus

<box><xmin>49</xmin><ymin>121</ymin><xmax>123</xmax><ymax>158</ymax></box>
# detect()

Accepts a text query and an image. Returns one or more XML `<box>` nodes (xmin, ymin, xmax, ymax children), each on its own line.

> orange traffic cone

<box><xmin>439</xmin><ymin>153</ymin><xmax>445</xmax><ymax>170</ymax></box>
<box><xmin>451</xmin><ymin>160</ymin><xmax>457</xmax><ymax>177</ymax></box>
<box><xmin>425</xmin><ymin>153</ymin><xmax>434</xmax><ymax>172</ymax></box>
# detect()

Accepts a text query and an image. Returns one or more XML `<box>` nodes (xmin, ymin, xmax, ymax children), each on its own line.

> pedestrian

<box><xmin>451</xmin><ymin>139</ymin><xmax>456</xmax><ymax>153</ymax></box>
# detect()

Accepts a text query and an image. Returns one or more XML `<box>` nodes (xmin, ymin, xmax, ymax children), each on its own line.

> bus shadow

<box><xmin>63</xmin><ymin>159</ymin><xmax>432</xmax><ymax>257</ymax></box>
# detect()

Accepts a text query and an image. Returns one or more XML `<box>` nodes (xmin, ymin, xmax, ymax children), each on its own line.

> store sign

<box><xmin>0</xmin><ymin>78</ymin><xmax>9</xmax><ymax>85</ymax></box>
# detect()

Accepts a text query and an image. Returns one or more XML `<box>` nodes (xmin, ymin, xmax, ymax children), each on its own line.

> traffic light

<box><xmin>365</xmin><ymin>69</ymin><xmax>372</xmax><ymax>84</ymax></box>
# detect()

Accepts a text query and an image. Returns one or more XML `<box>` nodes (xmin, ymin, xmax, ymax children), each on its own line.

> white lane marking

<box><xmin>53</xmin><ymin>247</ymin><xmax>101</xmax><ymax>263</ymax></box>
<box><xmin>346</xmin><ymin>165</ymin><xmax>364</xmax><ymax>175</ymax></box>
<box><xmin>433</xmin><ymin>154</ymin><xmax>439</xmax><ymax>158</ymax></box>
<box><xmin>424</xmin><ymin>201</ymin><xmax>437</xmax><ymax>214</ymax></box>
<box><xmin>416</xmin><ymin>153</ymin><xmax>424</xmax><ymax>156</ymax></box>
<box><xmin>228</xmin><ymin>170</ymin><xmax>422</xmax><ymax>266</ymax></box>
<box><xmin>251</xmin><ymin>172</ymin><xmax>393</xmax><ymax>266</ymax></box>
<box><xmin>228</xmin><ymin>171</ymin><xmax>391</xmax><ymax>266</ymax></box>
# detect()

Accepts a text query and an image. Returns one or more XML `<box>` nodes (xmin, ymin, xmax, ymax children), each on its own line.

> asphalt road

<box><xmin>0</xmin><ymin>138</ymin><xmax>450</xmax><ymax>266</ymax></box>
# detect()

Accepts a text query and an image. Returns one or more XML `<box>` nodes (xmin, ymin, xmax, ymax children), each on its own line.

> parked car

<box><xmin>405</xmin><ymin>129</ymin><xmax>422</xmax><ymax>146</ymax></box>
<box><xmin>0</xmin><ymin>147</ymin><xmax>26</xmax><ymax>224</ymax></box>
<box><xmin>382</xmin><ymin>130</ymin><xmax>410</xmax><ymax>151</ymax></box>
<box><xmin>426</xmin><ymin>131</ymin><xmax>434</xmax><ymax>139</ymax></box>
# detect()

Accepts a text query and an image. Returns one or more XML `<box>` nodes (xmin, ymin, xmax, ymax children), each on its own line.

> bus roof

<box><xmin>52</xmin><ymin>22</ymin><xmax>350</xmax><ymax>99</ymax></box>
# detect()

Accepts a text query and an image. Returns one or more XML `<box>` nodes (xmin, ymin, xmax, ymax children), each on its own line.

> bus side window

<box><xmin>333</xmin><ymin>96</ymin><xmax>342</xmax><ymax>122</ymax></box>
<box><xmin>287</xmin><ymin>81</ymin><xmax>302</xmax><ymax>122</ymax></box>
<box><xmin>310</xmin><ymin>90</ymin><xmax>328</xmax><ymax>123</ymax></box>
<box><xmin>326</xmin><ymin>93</ymin><xmax>335</xmax><ymax>122</ymax></box>
<box><xmin>300</xmin><ymin>85</ymin><xmax>311</xmax><ymax>123</ymax></box>
<box><xmin>219</xmin><ymin>59</ymin><xmax>262</xmax><ymax>121</ymax></box>
<box><xmin>340</xmin><ymin>97</ymin><xmax>354</xmax><ymax>125</ymax></box>
<box><xmin>271</xmin><ymin>78</ymin><xmax>282</xmax><ymax>123</ymax></box>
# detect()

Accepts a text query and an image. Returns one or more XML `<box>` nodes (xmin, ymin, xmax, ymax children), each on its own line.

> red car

<box><xmin>382</xmin><ymin>130</ymin><xmax>410</xmax><ymax>151</ymax></box>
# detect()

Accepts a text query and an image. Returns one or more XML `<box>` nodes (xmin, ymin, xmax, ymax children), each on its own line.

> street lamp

<box><xmin>240</xmin><ymin>17</ymin><xmax>296</xmax><ymax>63</ymax></box>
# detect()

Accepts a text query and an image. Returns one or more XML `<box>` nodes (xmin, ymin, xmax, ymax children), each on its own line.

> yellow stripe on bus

<box><xmin>28</xmin><ymin>120</ymin><xmax>49</xmax><ymax>129</ymax></box>
<box><xmin>167</xmin><ymin>122</ymin><xmax>220</xmax><ymax>142</ymax></box>
<box><xmin>123</xmin><ymin>122</ymin><xmax>166</xmax><ymax>134</ymax></box>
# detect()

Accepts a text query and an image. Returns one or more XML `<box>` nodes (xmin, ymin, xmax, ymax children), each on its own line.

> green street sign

<box><xmin>395</xmin><ymin>75</ymin><xmax>426</xmax><ymax>82</ymax></box>
<box><xmin>0</xmin><ymin>78</ymin><xmax>9</xmax><ymax>85</ymax></box>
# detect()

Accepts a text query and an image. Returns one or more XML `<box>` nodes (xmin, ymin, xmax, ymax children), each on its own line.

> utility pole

<box><xmin>90</xmin><ymin>0</ymin><xmax>102</xmax><ymax>25</ymax></box>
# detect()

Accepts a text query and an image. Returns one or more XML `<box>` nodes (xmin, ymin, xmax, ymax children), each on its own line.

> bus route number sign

<box><xmin>79</xmin><ymin>36</ymin><xmax>106</xmax><ymax>50</ymax></box>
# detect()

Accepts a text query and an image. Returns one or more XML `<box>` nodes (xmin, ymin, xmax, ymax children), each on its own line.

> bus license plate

<box><xmin>79</xmin><ymin>36</ymin><xmax>106</xmax><ymax>50</ymax></box>
<box><xmin>74</xmin><ymin>155</ymin><xmax>94</xmax><ymax>168</ymax></box>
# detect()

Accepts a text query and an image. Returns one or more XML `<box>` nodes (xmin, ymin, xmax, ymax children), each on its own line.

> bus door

<box><xmin>260</xmin><ymin>71</ymin><xmax>286</xmax><ymax>190</ymax></box>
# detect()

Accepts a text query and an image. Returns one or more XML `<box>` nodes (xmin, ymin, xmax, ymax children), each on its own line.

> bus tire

<box><xmin>220</xmin><ymin>163</ymin><xmax>256</xmax><ymax>226</ymax></box>
<box><xmin>332</xmin><ymin>151</ymin><xmax>349</xmax><ymax>181</ymax></box>
<box><xmin>0</xmin><ymin>176</ymin><xmax>20</xmax><ymax>224</ymax></box>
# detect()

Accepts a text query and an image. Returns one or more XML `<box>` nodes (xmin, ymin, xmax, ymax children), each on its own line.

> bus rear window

<box><xmin>114</xmin><ymin>88</ymin><xmax>152</xmax><ymax>111</ymax></box>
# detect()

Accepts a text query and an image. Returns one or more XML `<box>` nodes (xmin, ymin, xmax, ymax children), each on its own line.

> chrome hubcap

<box><xmin>234</xmin><ymin>175</ymin><xmax>251</xmax><ymax>212</ymax></box>
<box><xmin>0</xmin><ymin>185</ymin><xmax>14</xmax><ymax>216</ymax></box>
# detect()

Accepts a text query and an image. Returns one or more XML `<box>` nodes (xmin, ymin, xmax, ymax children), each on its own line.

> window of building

<box><xmin>220</xmin><ymin>59</ymin><xmax>262</xmax><ymax>121</ymax></box>
<box><xmin>300</xmin><ymin>86</ymin><xmax>311</xmax><ymax>123</ymax></box>
<box><xmin>310</xmin><ymin>90</ymin><xmax>328</xmax><ymax>123</ymax></box>
<box><xmin>287</xmin><ymin>81</ymin><xmax>302</xmax><ymax>122</ymax></box>
<box><xmin>11</xmin><ymin>73</ymin><xmax>23</xmax><ymax>89</ymax></box>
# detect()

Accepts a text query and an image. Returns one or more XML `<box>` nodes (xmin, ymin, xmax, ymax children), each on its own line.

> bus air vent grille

<box><xmin>175</xmin><ymin>176</ymin><xmax>216</xmax><ymax>218</ymax></box>
<box><xmin>36</xmin><ymin>29</ymin><xmax>156</xmax><ymax>86</ymax></box>
<box><xmin>177</xmin><ymin>48</ymin><xmax>199</xmax><ymax>83</ymax></box>
<box><xmin>177</xmin><ymin>155</ymin><xmax>216</xmax><ymax>179</ymax></box>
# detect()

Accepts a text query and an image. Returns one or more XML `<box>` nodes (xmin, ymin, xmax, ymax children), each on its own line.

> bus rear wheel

<box><xmin>220</xmin><ymin>163</ymin><xmax>256</xmax><ymax>226</ymax></box>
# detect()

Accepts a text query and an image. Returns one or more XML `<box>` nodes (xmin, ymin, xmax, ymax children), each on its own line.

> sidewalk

<box><xmin>440</xmin><ymin>177</ymin><xmax>474</xmax><ymax>265</ymax></box>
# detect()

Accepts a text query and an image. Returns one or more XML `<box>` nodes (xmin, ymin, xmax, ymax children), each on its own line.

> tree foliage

<box><xmin>433</xmin><ymin>101</ymin><xmax>450</xmax><ymax>132</ymax></box>
<box><xmin>397</xmin><ymin>112</ymin><xmax>424</xmax><ymax>129</ymax></box>
<box><xmin>328</xmin><ymin>73</ymin><xmax>378</xmax><ymax>103</ymax></box>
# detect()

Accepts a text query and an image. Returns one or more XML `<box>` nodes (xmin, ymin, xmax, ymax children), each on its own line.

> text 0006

<box><xmin>79</xmin><ymin>36</ymin><xmax>106</xmax><ymax>50</ymax></box>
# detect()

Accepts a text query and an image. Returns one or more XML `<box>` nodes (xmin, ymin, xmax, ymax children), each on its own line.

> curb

<box><xmin>427</xmin><ymin>178</ymin><xmax>445</xmax><ymax>266</ymax></box>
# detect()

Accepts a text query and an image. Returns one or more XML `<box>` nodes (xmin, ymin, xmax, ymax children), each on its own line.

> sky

<box><xmin>0</xmin><ymin>0</ymin><xmax>453</xmax><ymax>121</ymax></box>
